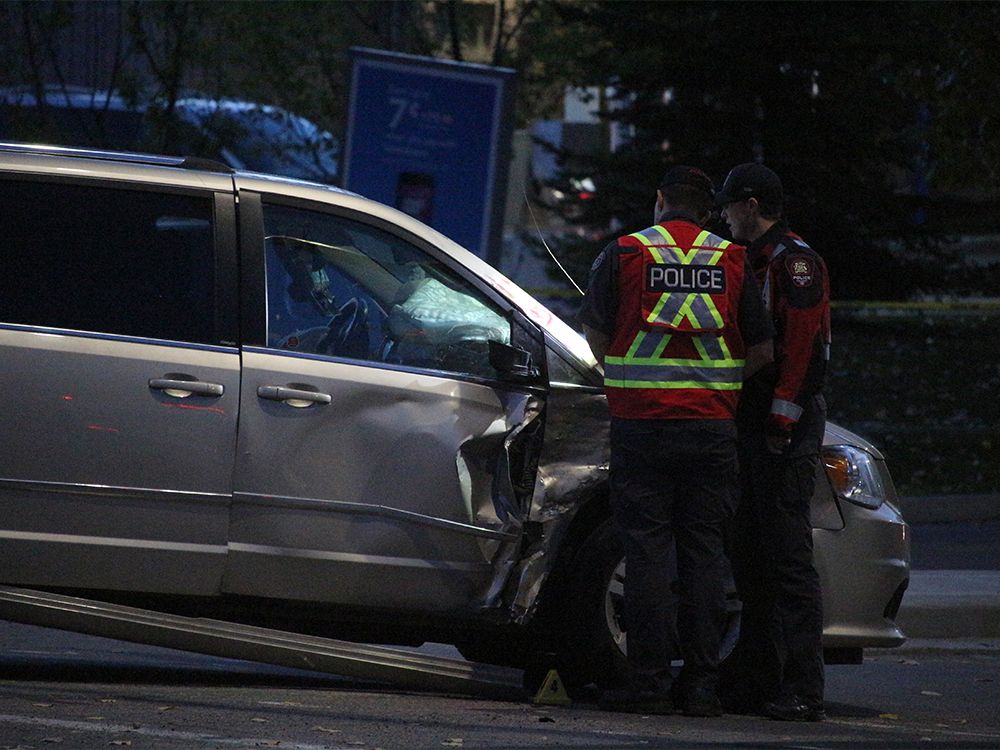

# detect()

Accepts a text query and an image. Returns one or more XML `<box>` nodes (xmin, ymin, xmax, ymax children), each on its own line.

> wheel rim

<box><xmin>603</xmin><ymin>556</ymin><xmax>741</xmax><ymax>661</ymax></box>
<box><xmin>604</xmin><ymin>559</ymin><xmax>628</xmax><ymax>657</ymax></box>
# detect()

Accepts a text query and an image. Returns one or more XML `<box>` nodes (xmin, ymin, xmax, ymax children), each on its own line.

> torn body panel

<box><xmin>447</xmin><ymin>386</ymin><xmax>543</xmax><ymax>611</ymax></box>
<box><xmin>504</xmin><ymin>384</ymin><xmax>610</xmax><ymax>624</ymax></box>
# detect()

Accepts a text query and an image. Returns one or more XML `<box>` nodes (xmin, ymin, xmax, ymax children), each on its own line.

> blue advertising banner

<box><xmin>342</xmin><ymin>48</ymin><xmax>516</xmax><ymax>265</ymax></box>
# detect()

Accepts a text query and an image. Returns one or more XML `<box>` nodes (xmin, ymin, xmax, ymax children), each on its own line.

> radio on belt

<box><xmin>645</xmin><ymin>263</ymin><xmax>726</xmax><ymax>293</ymax></box>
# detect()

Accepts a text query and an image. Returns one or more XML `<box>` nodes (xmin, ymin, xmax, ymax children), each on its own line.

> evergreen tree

<box><xmin>539</xmin><ymin>1</ymin><xmax>1000</xmax><ymax>300</ymax></box>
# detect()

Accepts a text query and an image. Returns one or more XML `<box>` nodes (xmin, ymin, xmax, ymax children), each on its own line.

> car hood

<box><xmin>824</xmin><ymin>421</ymin><xmax>885</xmax><ymax>460</ymax></box>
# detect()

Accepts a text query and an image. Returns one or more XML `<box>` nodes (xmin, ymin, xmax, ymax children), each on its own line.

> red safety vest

<box><xmin>604</xmin><ymin>220</ymin><xmax>748</xmax><ymax>420</ymax></box>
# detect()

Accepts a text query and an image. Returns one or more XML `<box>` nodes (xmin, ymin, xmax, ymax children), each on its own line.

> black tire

<box><xmin>560</xmin><ymin>517</ymin><xmax>741</xmax><ymax>690</ymax></box>
<box><xmin>561</xmin><ymin>518</ymin><xmax>639</xmax><ymax>689</ymax></box>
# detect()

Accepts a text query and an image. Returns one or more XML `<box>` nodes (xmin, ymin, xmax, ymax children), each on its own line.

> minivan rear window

<box><xmin>0</xmin><ymin>179</ymin><xmax>216</xmax><ymax>344</ymax></box>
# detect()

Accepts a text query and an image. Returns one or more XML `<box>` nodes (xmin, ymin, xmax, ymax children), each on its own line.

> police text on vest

<box><xmin>645</xmin><ymin>264</ymin><xmax>726</xmax><ymax>293</ymax></box>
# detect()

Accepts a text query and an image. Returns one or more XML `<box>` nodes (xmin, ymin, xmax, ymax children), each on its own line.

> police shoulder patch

<box><xmin>785</xmin><ymin>253</ymin><xmax>816</xmax><ymax>287</ymax></box>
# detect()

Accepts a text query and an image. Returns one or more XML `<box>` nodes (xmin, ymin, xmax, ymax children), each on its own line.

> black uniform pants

<box><xmin>610</xmin><ymin>417</ymin><xmax>738</xmax><ymax>693</ymax></box>
<box><xmin>725</xmin><ymin>395</ymin><xmax>826</xmax><ymax>705</ymax></box>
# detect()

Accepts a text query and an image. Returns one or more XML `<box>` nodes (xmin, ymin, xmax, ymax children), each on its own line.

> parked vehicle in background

<box><xmin>0</xmin><ymin>142</ymin><xmax>909</xmax><ymax>688</ymax></box>
<box><xmin>529</xmin><ymin>119</ymin><xmax>598</xmax><ymax>220</ymax></box>
<box><xmin>169</xmin><ymin>97</ymin><xmax>338</xmax><ymax>183</ymax></box>
<box><xmin>0</xmin><ymin>85</ymin><xmax>337</xmax><ymax>183</ymax></box>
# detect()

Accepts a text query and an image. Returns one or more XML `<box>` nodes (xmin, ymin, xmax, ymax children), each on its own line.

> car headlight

<box><xmin>822</xmin><ymin>444</ymin><xmax>885</xmax><ymax>510</ymax></box>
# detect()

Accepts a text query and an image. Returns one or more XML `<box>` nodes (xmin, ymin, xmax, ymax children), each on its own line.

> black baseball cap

<box><xmin>658</xmin><ymin>165</ymin><xmax>715</xmax><ymax>197</ymax></box>
<box><xmin>715</xmin><ymin>163</ymin><xmax>784</xmax><ymax>206</ymax></box>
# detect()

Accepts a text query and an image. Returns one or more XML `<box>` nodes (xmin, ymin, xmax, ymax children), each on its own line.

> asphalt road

<box><xmin>909</xmin><ymin>519</ymin><xmax>1000</xmax><ymax>570</ymax></box>
<box><xmin>1</xmin><ymin>621</ymin><xmax>999</xmax><ymax>749</ymax></box>
<box><xmin>1</xmin><ymin>521</ymin><xmax>995</xmax><ymax>749</ymax></box>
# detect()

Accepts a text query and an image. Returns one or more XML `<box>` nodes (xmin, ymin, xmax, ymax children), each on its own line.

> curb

<box><xmin>891</xmin><ymin>497</ymin><xmax>999</xmax><ymax>641</ymax></box>
<box><xmin>897</xmin><ymin>570</ymin><xmax>1000</xmax><ymax>639</ymax></box>
<box><xmin>869</xmin><ymin>638</ymin><xmax>1000</xmax><ymax>655</ymax></box>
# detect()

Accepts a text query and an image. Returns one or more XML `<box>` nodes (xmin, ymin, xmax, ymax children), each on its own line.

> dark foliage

<box><xmin>543</xmin><ymin>1</ymin><xmax>1000</xmax><ymax>300</ymax></box>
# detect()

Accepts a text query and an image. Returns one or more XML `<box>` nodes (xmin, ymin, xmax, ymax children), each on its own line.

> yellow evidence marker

<box><xmin>533</xmin><ymin>668</ymin><xmax>572</xmax><ymax>706</ymax></box>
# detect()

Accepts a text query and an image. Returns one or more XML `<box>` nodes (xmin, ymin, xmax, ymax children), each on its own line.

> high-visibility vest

<box><xmin>604</xmin><ymin>221</ymin><xmax>748</xmax><ymax>420</ymax></box>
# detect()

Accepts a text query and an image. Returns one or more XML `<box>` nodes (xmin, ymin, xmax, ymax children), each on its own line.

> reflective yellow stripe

<box><xmin>647</xmin><ymin>292</ymin><xmax>671</xmax><ymax>324</ymax></box>
<box><xmin>614</xmin><ymin>332</ymin><xmax>739</xmax><ymax>366</ymax></box>
<box><xmin>604</xmin><ymin>379</ymin><xmax>743</xmax><ymax>390</ymax></box>
<box><xmin>705</xmin><ymin>299</ymin><xmax>724</xmax><ymax>329</ymax></box>
<box><xmin>625</xmin><ymin>329</ymin><xmax>647</xmax><ymax>358</ymax></box>
<box><xmin>692</xmin><ymin>336</ymin><xmax>711</xmax><ymax>360</ymax></box>
<box><xmin>717</xmin><ymin>335</ymin><xmax>733</xmax><ymax>359</ymax></box>
<box><xmin>627</xmin><ymin>330</ymin><xmax>671</xmax><ymax>358</ymax></box>
<box><xmin>671</xmin><ymin>295</ymin><xmax>696</xmax><ymax>328</ymax></box>
<box><xmin>668</xmin><ymin>247</ymin><xmax>696</xmax><ymax>264</ymax></box>
<box><xmin>608</xmin><ymin>326</ymin><xmax>743</xmax><ymax>390</ymax></box>
<box><xmin>648</xmin><ymin>225</ymin><xmax>678</xmax><ymax>246</ymax></box>
<box><xmin>604</xmin><ymin>356</ymin><xmax>745</xmax><ymax>390</ymax></box>
<box><xmin>694</xmin><ymin>232</ymin><xmax>732</xmax><ymax>252</ymax></box>
<box><xmin>605</xmin><ymin>356</ymin><xmax>746</xmax><ymax>367</ymax></box>
<box><xmin>630</xmin><ymin>228</ymin><xmax>672</xmax><ymax>263</ymax></box>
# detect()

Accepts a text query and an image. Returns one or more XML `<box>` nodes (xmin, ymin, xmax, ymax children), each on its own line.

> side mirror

<box><xmin>489</xmin><ymin>340</ymin><xmax>540</xmax><ymax>382</ymax></box>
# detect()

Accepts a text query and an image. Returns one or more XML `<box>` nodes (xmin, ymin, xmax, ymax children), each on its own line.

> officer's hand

<box><xmin>765</xmin><ymin>419</ymin><xmax>792</xmax><ymax>454</ymax></box>
<box><xmin>766</xmin><ymin>432</ymin><xmax>791</xmax><ymax>454</ymax></box>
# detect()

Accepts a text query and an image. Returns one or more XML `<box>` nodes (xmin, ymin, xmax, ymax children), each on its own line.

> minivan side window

<box><xmin>0</xmin><ymin>179</ymin><xmax>216</xmax><ymax>344</ymax></box>
<box><xmin>263</xmin><ymin>203</ymin><xmax>510</xmax><ymax>379</ymax></box>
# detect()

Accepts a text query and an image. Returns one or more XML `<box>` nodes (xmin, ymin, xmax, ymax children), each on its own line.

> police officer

<box><xmin>716</xmin><ymin>163</ymin><xmax>831</xmax><ymax>722</ymax></box>
<box><xmin>579</xmin><ymin>166</ymin><xmax>773</xmax><ymax>716</ymax></box>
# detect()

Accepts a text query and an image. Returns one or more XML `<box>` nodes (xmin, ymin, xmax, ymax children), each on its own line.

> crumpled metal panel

<box><xmin>504</xmin><ymin>385</ymin><xmax>610</xmax><ymax>624</ymax></box>
<box><xmin>469</xmin><ymin>390</ymin><xmax>547</xmax><ymax>609</ymax></box>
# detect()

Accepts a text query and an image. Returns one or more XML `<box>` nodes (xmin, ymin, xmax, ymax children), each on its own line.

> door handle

<box><xmin>256</xmin><ymin>385</ymin><xmax>332</xmax><ymax>407</ymax></box>
<box><xmin>149</xmin><ymin>378</ymin><xmax>225</xmax><ymax>398</ymax></box>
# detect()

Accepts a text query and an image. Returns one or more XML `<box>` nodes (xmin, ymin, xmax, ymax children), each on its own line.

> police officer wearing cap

<box><xmin>579</xmin><ymin>166</ymin><xmax>774</xmax><ymax>716</ymax></box>
<box><xmin>716</xmin><ymin>163</ymin><xmax>831</xmax><ymax>722</ymax></box>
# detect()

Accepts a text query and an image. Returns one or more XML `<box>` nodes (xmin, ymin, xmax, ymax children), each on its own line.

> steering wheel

<box><xmin>319</xmin><ymin>297</ymin><xmax>370</xmax><ymax>358</ymax></box>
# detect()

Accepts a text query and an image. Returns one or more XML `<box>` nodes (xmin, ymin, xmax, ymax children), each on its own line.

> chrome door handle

<box><xmin>149</xmin><ymin>378</ymin><xmax>225</xmax><ymax>398</ymax></box>
<box><xmin>256</xmin><ymin>385</ymin><xmax>332</xmax><ymax>407</ymax></box>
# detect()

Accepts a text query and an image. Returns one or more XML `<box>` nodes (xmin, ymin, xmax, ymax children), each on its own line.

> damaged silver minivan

<box><xmin>0</xmin><ymin>142</ymin><xmax>909</xmax><ymax>687</ymax></box>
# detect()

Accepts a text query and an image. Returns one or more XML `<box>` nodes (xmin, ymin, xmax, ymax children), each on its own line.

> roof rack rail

<box><xmin>0</xmin><ymin>141</ymin><xmax>234</xmax><ymax>174</ymax></box>
<box><xmin>178</xmin><ymin>155</ymin><xmax>235</xmax><ymax>173</ymax></box>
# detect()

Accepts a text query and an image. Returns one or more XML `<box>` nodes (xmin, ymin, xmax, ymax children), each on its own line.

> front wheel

<box><xmin>562</xmin><ymin>518</ymin><xmax>741</xmax><ymax>690</ymax></box>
